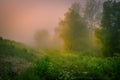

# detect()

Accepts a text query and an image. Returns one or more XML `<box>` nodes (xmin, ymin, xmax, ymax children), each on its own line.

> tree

<box><xmin>34</xmin><ymin>29</ymin><xmax>51</xmax><ymax>48</ymax></box>
<box><xmin>58</xmin><ymin>3</ymin><xmax>89</xmax><ymax>52</ymax></box>
<box><xmin>95</xmin><ymin>0</ymin><xmax>120</xmax><ymax>56</ymax></box>
<box><xmin>84</xmin><ymin>0</ymin><xmax>102</xmax><ymax>28</ymax></box>
<box><xmin>84</xmin><ymin>0</ymin><xmax>102</xmax><ymax>47</ymax></box>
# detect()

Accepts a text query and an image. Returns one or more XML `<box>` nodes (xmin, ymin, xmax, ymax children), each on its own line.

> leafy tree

<box><xmin>84</xmin><ymin>0</ymin><xmax>102</xmax><ymax>29</ymax></box>
<box><xmin>84</xmin><ymin>0</ymin><xmax>102</xmax><ymax>47</ymax></box>
<box><xmin>34</xmin><ymin>29</ymin><xmax>51</xmax><ymax>48</ymax></box>
<box><xmin>95</xmin><ymin>0</ymin><xmax>120</xmax><ymax>56</ymax></box>
<box><xmin>58</xmin><ymin>3</ymin><xmax>89</xmax><ymax>52</ymax></box>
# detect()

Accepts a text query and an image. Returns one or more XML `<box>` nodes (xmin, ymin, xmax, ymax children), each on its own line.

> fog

<box><xmin>0</xmin><ymin>0</ymin><xmax>86</xmax><ymax>46</ymax></box>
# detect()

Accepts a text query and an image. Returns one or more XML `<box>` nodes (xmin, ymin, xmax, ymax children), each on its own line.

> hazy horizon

<box><xmin>0</xmin><ymin>0</ymin><xmax>86</xmax><ymax>46</ymax></box>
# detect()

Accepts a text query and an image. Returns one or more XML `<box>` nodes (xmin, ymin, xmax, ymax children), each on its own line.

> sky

<box><xmin>0</xmin><ymin>0</ymin><xmax>86</xmax><ymax>45</ymax></box>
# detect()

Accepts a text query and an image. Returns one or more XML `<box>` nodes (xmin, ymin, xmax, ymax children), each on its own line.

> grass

<box><xmin>0</xmin><ymin>38</ymin><xmax>39</xmax><ymax>80</ymax></box>
<box><xmin>0</xmin><ymin>38</ymin><xmax>120</xmax><ymax>80</ymax></box>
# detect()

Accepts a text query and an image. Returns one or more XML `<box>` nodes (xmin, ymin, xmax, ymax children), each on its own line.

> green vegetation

<box><xmin>0</xmin><ymin>38</ymin><xmax>120</xmax><ymax>80</ymax></box>
<box><xmin>21</xmin><ymin>52</ymin><xmax>120</xmax><ymax>80</ymax></box>
<box><xmin>1</xmin><ymin>0</ymin><xmax>120</xmax><ymax>80</ymax></box>
<box><xmin>95</xmin><ymin>1</ymin><xmax>120</xmax><ymax>56</ymax></box>
<box><xmin>0</xmin><ymin>37</ymin><xmax>39</xmax><ymax>80</ymax></box>
<box><xmin>58</xmin><ymin>3</ymin><xmax>89</xmax><ymax>52</ymax></box>
<box><xmin>57</xmin><ymin>0</ymin><xmax>120</xmax><ymax>57</ymax></box>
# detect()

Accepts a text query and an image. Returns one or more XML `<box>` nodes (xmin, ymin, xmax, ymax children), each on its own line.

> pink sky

<box><xmin>0</xmin><ymin>0</ymin><xmax>86</xmax><ymax>45</ymax></box>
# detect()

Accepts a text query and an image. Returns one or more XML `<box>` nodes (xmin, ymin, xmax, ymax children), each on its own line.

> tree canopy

<box><xmin>95</xmin><ymin>0</ymin><xmax>120</xmax><ymax>56</ymax></box>
<box><xmin>58</xmin><ymin>3</ymin><xmax>89</xmax><ymax>52</ymax></box>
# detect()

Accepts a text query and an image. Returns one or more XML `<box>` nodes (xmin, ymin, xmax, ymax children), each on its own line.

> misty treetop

<box><xmin>1</xmin><ymin>1</ymin><xmax>120</xmax><ymax>80</ymax></box>
<box><xmin>57</xmin><ymin>0</ymin><xmax>120</xmax><ymax>56</ymax></box>
<box><xmin>58</xmin><ymin>3</ymin><xmax>89</xmax><ymax>52</ymax></box>
<box><xmin>33</xmin><ymin>0</ymin><xmax>120</xmax><ymax>57</ymax></box>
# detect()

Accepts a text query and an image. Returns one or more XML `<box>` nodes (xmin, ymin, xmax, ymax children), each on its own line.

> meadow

<box><xmin>0</xmin><ymin>38</ymin><xmax>120</xmax><ymax>80</ymax></box>
<box><xmin>1</xmin><ymin>0</ymin><xmax>120</xmax><ymax>80</ymax></box>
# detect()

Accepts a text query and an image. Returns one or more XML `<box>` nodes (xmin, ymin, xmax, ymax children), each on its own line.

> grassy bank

<box><xmin>0</xmin><ymin>38</ymin><xmax>120</xmax><ymax>80</ymax></box>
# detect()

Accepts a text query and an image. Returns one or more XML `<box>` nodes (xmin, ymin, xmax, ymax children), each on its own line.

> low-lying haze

<box><xmin>0</xmin><ymin>0</ymin><xmax>86</xmax><ymax>46</ymax></box>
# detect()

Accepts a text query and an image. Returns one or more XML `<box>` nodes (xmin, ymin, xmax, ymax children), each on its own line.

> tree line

<box><xmin>35</xmin><ymin>0</ymin><xmax>120</xmax><ymax>57</ymax></box>
<box><xmin>58</xmin><ymin>0</ymin><xmax>120</xmax><ymax>56</ymax></box>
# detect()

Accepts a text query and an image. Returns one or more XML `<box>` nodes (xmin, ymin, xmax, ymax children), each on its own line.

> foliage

<box><xmin>84</xmin><ymin>0</ymin><xmax>102</xmax><ymax>28</ymax></box>
<box><xmin>84</xmin><ymin>0</ymin><xmax>102</xmax><ymax>49</ymax></box>
<box><xmin>58</xmin><ymin>3</ymin><xmax>89</xmax><ymax>52</ymax></box>
<box><xmin>1</xmin><ymin>1</ymin><xmax>120</xmax><ymax>80</ymax></box>
<box><xmin>34</xmin><ymin>29</ymin><xmax>51</xmax><ymax>48</ymax></box>
<box><xmin>20</xmin><ymin>52</ymin><xmax>120</xmax><ymax>80</ymax></box>
<box><xmin>0</xmin><ymin>37</ymin><xmax>38</xmax><ymax>80</ymax></box>
<box><xmin>95</xmin><ymin>1</ymin><xmax>120</xmax><ymax>56</ymax></box>
<box><xmin>0</xmin><ymin>38</ymin><xmax>120</xmax><ymax>80</ymax></box>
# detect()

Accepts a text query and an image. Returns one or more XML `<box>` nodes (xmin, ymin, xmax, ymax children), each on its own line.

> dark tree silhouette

<box><xmin>95</xmin><ymin>0</ymin><xmax>120</xmax><ymax>56</ymax></box>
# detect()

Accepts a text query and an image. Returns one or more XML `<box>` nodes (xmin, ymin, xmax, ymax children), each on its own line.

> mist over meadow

<box><xmin>0</xmin><ymin>0</ymin><xmax>120</xmax><ymax>80</ymax></box>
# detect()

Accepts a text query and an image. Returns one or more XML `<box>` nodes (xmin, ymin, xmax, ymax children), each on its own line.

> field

<box><xmin>0</xmin><ymin>38</ymin><xmax>120</xmax><ymax>80</ymax></box>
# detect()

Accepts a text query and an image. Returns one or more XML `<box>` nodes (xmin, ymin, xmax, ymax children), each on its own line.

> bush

<box><xmin>20</xmin><ymin>53</ymin><xmax>120</xmax><ymax>80</ymax></box>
